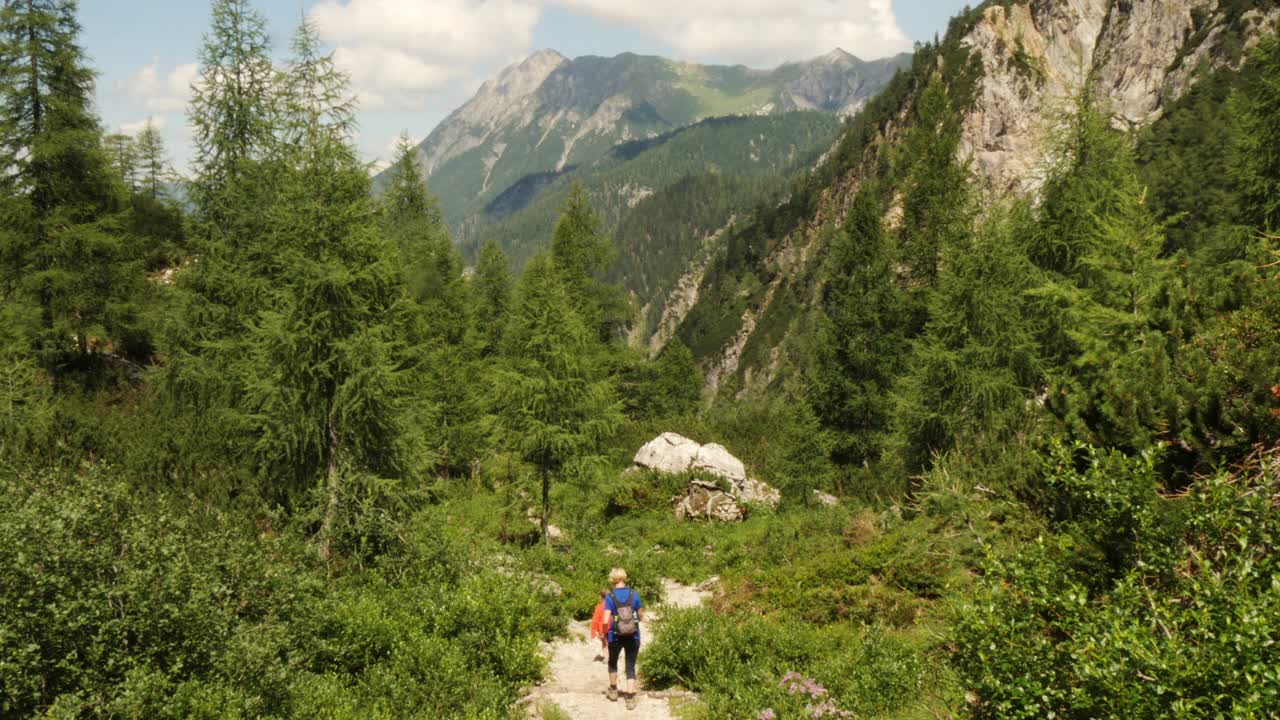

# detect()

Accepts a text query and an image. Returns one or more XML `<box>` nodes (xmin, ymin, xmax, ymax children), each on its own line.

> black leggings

<box><xmin>607</xmin><ymin>636</ymin><xmax>640</xmax><ymax>680</ymax></box>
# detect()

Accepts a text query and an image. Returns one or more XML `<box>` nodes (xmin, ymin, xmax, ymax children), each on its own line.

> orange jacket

<box><xmin>590</xmin><ymin>601</ymin><xmax>610</xmax><ymax>639</ymax></box>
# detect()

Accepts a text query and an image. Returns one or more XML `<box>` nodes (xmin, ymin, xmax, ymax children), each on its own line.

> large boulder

<box><xmin>631</xmin><ymin>433</ymin><xmax>779</xmax><ymax>520</ymax></box>
<box><xmin>633</xmin><ymin>432</ymin><xmax>702</xmax><ymax>475</ymax></box>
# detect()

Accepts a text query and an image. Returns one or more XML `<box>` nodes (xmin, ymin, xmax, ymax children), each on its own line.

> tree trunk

<box><xmin>540</xmin><ymin>464</ymin><xmax>551</xmax><ymax>549</ymax></box>
<box><xmin>319</xmin><ymin>407</ymin><xmax>340</xmax><ymax>561</ymax></box>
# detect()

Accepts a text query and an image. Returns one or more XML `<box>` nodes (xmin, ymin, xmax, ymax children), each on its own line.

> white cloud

<box><xmin>552</xmin><ymin>0</ymin><xmax>911</xmax><ymax>66</ymax></box>
<box><xmin>124</xmin><ymin>60</ymin><xmax>200</xmax><ymax>113</ymax></box>
<box><xmin>118</xmin><ymin>116</ymin><xmax>167</xmax><ymax>136</ymax></box>
<box><xmin>311</xmin><ymin>0</ymin><xmax>541</xmax><ymax>111</ymax></box>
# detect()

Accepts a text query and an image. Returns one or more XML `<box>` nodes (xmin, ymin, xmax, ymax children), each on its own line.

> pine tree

<box><xmin>807</xmin><ymin>185</ymin><xmax>909</xmax><ymax>467</ymax></box>
<box><xmin>896</xmin><ymin>78</ymin><xmax>972</xmax><ymax>303</ymax></box>
<box><xmin>165</xmin><ymin>0</ymin><xmax>279</xmax><ymax>395</ymax></box>
<box><xmin>188</xmin><ymin>0</ymin><xmax>274</xmax><ymax>202</ymax></box>
<box><xmin>497</xmin><ymin>253</ymin><xmax>621</xmax><ymax>546</ymax></box>
<box><xmin>234</xmin><ymin>19</ymin><xmax>411</xmax><ymax>557</ymax></box>
<box><xmin>893</xmin><ymin>206</ymin><xmax>1041</xmax><ymax>472</ymax></box>
<box><xmin>472</xmin><ymin>238</ymin><xmax>512</xmax><ymax>356</ymax></box>
<box><xmin>1041</xmin><ymin>166</ymin><xmax>1183</xmax><ymax>451</ymax></box>
<box><xmin>776</xmin><ymin>386</ymin><xmax>834</xmax><ymax>507</ymax></box>
<box><xmin>1031</xmin><ymin>91</ymin><xmax>1134</xmax><ymax>279</ymax></box>
<box><xmin>549</xmin><ymin>183</ymin><xmax>622</xmax><ymax>341</ymax></box>
<box><xmin>103</xmin><ymin>132</ymin><xmax>138</xmax><ymax>191</ymax></box>
<box><xmin>134</xmin><ymin>119</ymin><xmax>169</xmax><ymax>200</ymax></box>
<box><xmin>1232</xmin><ymin>33</ymin><xmax>1280</xmax><ymax>232</ymax></box>
<box><xmin>380</xmin><ymin>132</ymin><xmax>466</xmax><ymax>342</ymax></box>
<box><xmin>0</xmin><ymin>0</ymin><xmax>136</xmax><ymax>370</ymax></box>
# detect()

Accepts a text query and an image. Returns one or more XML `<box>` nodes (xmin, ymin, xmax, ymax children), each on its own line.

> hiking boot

<box><xmin>606</xmin><ymin>686</ymin><xmax>618</xmax><ymax>702</ymax></box>
<box><xmin>625</xmin><ymin>693</ymin><xmax>637</xmax><ymax>710</ymax></box>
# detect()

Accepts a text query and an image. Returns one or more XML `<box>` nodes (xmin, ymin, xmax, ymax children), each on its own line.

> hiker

<box><xmin>604</xmin><ymin>567</ymin><xmax>644</xmax><ymax>709</ymax></box>
<box><xmin>590</xmin><ymin>589</ymin><xmax>610</xmax><ymax>661</ymax></box>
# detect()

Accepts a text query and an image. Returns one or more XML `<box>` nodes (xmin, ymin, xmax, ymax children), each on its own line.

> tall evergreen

<box><xmin>497</xmin><ymin>253</ymin><xmax>621</xmax><ymax>546</ymax></box>
<box><xmin>893</xmin><ymin>206</ymin><xmax>1041</xmax><ymax>472</ymax></box>
<box><xmin>472</xmin><ymin>238</ymin><xmax>512</xmax><ymax>356</ymax></box>
<box><xmin>895</xmin><ymin>78</ymin><xmax>972</xmax><ymax>304</ymax></box>
<box><xmin>103</xmin><ymin>132</ymin><xmax>138</xmax><ymax>191</ymax></box>
<box><xmin>1040</xmin><ymin>161</ymin><xmax>1184</xmax><ymax>451</ymax></box>
<box><xmin>1232</xmin><ymin>33</ymin><xmax>1280</xmax><ymax>232</ymax></box>
<box><xmin>188</xmin><ymin>0</ymin><xmax>274</xmax><ymax>195</ymax></box>
<box><xmin>238</xmin><ymin>19</ymin><xmax>411</xmax><ymax>556</ymax></box>
<box><xmin>134</xmin><ymin>119</ymin><xmax>169</xmax><ymax>200</ymax></box>
<box><xmin>807</xmin><ymin>185</ymin><xmax>908</xmax><ymax>467</ymax></box>
<box><xmin>0</xmin><ymin>0</ymin><xmax>135</xmax><ymax>370</ymax></box>
<box><xmin>549</xmin><ymin>183</ymin><xmax>622</xmax><ymax>341</ymax></box>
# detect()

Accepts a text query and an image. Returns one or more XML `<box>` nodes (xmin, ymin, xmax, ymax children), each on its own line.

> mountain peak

<box><xmin>816</xmin><ymin>47</ymin><xmax>856</xmax><ymax>64</ymax></box>
<box><xmin>522</xmin><ymin>48</ymin><xmax>568</xmax><ymax>66</ymax></box>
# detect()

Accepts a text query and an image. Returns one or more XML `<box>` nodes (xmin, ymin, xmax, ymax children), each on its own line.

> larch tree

<box><xmin>807</xmin><ymin>185</ymin><xmax>909</xmax><ymax>467</ymax></box>
<box><xmin>497</xmin><ymin>252</ymin><xmax>621</xmax><ymax>546</ymax></box>
<box><xmin>471</xmin><ymin>239</ymin><xmax>512</xmax><ymax>356</ymax></box>
<box><xmin>134</xmin><ymin>120</ymin><xmax>169</xmax><ymax>200</ymax></box>
<box><xmin>549</xmin><ymin>183</ymin><xmax>621</xmax><ymax>341</ymax></box>
<box><xmin>893</xmin><ymin>205</ymin><xmax>1042</xmax><ymax>472</ymax></box>
<box><xmin>0</xmin><ymin>0</ymin><xmax>136</xmax><ymax>371</ymax></box>
<box><xmin>236</xmin><ymin>19</ymin><xmax>412</xmax><ymax>558</ymax></box>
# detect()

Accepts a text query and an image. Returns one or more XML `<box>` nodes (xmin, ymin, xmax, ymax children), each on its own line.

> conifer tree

<box><xmin>893</xmin><ymin>206</ymin><xmax>1041</xmax><ymax>472</ymax></box>
<box><xmin>472</xmin><ymin>239</ymin><xmax>512</xmax><ymax>356</ymax></box>
<box><xmin>1040</xmin><ymin>164</ymin><xmax>1183</xmax><ymax>451</ymax></box>
<box><xmin>134</xmin><ymin>119</ymin><xmax>169</xmax><ymax>200</ymax></box>
<box><xmin>188</xmin><ymin>0</ymin><xmax>274</xmax><ymax>194</ymax></box>
<box><xmin>549</xmin><ymin>183</ymin><xmax>622</xmax><ymax>341</ymax></box>
<box><xmin>236</xmin><ymin>19</ymin><xmax>411</xmax><ymax>557</ymax></box>
<box><xmin>807</xmin><ymin>185</ymin><xmax>908</xmax><ymax>467</ymax></box>
<box><xmin>896</xmin><ymin>78</ymin><xmax>972</xmax><ymax>305</ymax></box>
<box><xmin>777</xmin><ymin>387</ymin><xmax>834</xmax><ymax>507</ymax></box>
<box><xmin>497</xmin><ymin>253</ymin><xmax>621</xmax><ymax>546</ymax></box>
<box><xmin>0</xmin><ymin>0</ymin><xmax>136</xmax><ymax>370</ymax></box>
<box><xmin>381</xmin><ymin>132</ymin><xmax>466</xmax><ymax>341</ymax></box>
<box><xmin>103</xmin><ymin>132</ymin><xmax>139</xmax><ymax>190</ymax></box>
<box><xmin>1031</xmin><ymin>91</ymin><xmax>1134</xmax><ymax>280</ymax></box>
<box><xmin>1232</xmin><ymin>33</ymin><xmax>1280</xmax><ymax>232</ymax></box>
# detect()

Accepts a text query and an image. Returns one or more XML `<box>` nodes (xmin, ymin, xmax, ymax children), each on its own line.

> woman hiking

<box><xmin>604</xmin><ymin>568</ymin><xmax>644</xmax><ymax>709</ymax></box>
<box><xmin>590</xmin><ymin>589</ymin><xmax>609</xmax><ymax>661</ymax></box>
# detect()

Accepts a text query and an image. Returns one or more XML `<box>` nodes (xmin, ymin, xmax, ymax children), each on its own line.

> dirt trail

<box><xmin>524</xmin><ymin>578</ymin><xmax>711</xmax><ymax>719</ymax></box>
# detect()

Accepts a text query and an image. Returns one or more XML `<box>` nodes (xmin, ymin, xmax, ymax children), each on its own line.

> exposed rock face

<box><xmin>676</xmin><ymin>0</ymin><xmax>1280</xmax><ymax>398</ymax></box>
<box><xmin>959</xmin><ymin>0</ymin><xmax>1110</xmax><ymax>195</ymax></box>
<box><xmin>631</xmin><ymin>433</ymin><xmax>780</xmax><ymax>520</ymax></box>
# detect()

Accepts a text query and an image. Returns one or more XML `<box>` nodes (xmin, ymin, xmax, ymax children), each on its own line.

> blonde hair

<box><xmin>609</xmin><ymin>567</ymin><xmax>628</xmax><ymax>585</ymax></box>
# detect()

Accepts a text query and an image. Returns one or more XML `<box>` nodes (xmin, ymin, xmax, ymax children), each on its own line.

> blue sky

<box><xmin>81</xmin><ymin>0</ymin><xmax>974</xmax><ymax>174</ymax></box>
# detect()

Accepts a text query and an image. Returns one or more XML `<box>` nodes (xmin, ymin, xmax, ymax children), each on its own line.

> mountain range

<box><xmin>385</xmin><ymin>48</ymin><xmax>911</xmax><ymax>239</ymax></box>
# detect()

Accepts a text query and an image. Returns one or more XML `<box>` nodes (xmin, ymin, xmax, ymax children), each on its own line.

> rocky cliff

<box><xmin>668</xmin><ymin>0</ymin><xmax>1280</xmax><ymax>396</ymax></box>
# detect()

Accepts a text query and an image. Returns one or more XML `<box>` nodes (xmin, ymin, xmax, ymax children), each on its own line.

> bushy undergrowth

<box><xmin>952</xmin><ymin>445</ymin><xmax>1280</xmax><ymax>719</ymax></box>
<box><xmin>0</xmin><ymin>466</ymin><xmax>558</xmax><ymax>719</ymax></box>
<box><xmin>644</xmin><ymin>607</ymin><xmax>933</xmax><ymax>719</ymax></box>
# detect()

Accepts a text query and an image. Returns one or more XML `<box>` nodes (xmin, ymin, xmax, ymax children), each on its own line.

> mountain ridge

<box><xmin>385</xmin><ymin>47</ymin><xmax>912</xmax><ymax>241</ymax></box>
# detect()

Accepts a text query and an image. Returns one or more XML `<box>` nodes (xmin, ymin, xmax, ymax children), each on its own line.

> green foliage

<box><xmin>497</xmin><ymin>252</ymin><xmax>623</xmax><ymax>543</ymax></box>
<box><xmin>621</xmin><ymin>338</ymin><xmax>703</xmax><ymax>420</ymax></box>
<box><xmin>892</xmin><ymin>205</ymin><xmax>1041</xmax><ymax>472</ymax></box>
<box><xmin>0</xmin><ymin>0</ymin><xmax>142</xmax><ymax>371</ymax></box>
<box><xmin>644</xmin><ymin>608</ymin><xmax>929</xmax><ymax>719</ymax></box>
<box><xmin>953</xmin><ymin>446</ymin><xmax>1280</xmax><ymax>720</ymax></box>
<box><xmin>806</xmin><ymin>186</ymin><xmax>908</xmax><ymax>467</ymax></box>
<box><xmin>1232</xmin><ymin>31</ymin><xmax>1280</xmax><ymax>231</ymax></box>
<box><xmin>0</xmin><ymin>466</ymin><xmax>556</xmax><ymax>719</ymax></box>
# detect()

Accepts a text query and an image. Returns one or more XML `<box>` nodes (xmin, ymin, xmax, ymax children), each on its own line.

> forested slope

<box><xmin>2</xmin><ymin>1</ymin><xmax>1280</xmax><ymax>719</ymax></box>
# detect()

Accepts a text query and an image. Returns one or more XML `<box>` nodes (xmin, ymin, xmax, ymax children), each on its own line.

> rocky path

<box><xmin>524</xmin><ymin>579</ymin><xmax>711</xmax><ymax>720</ymax></box>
